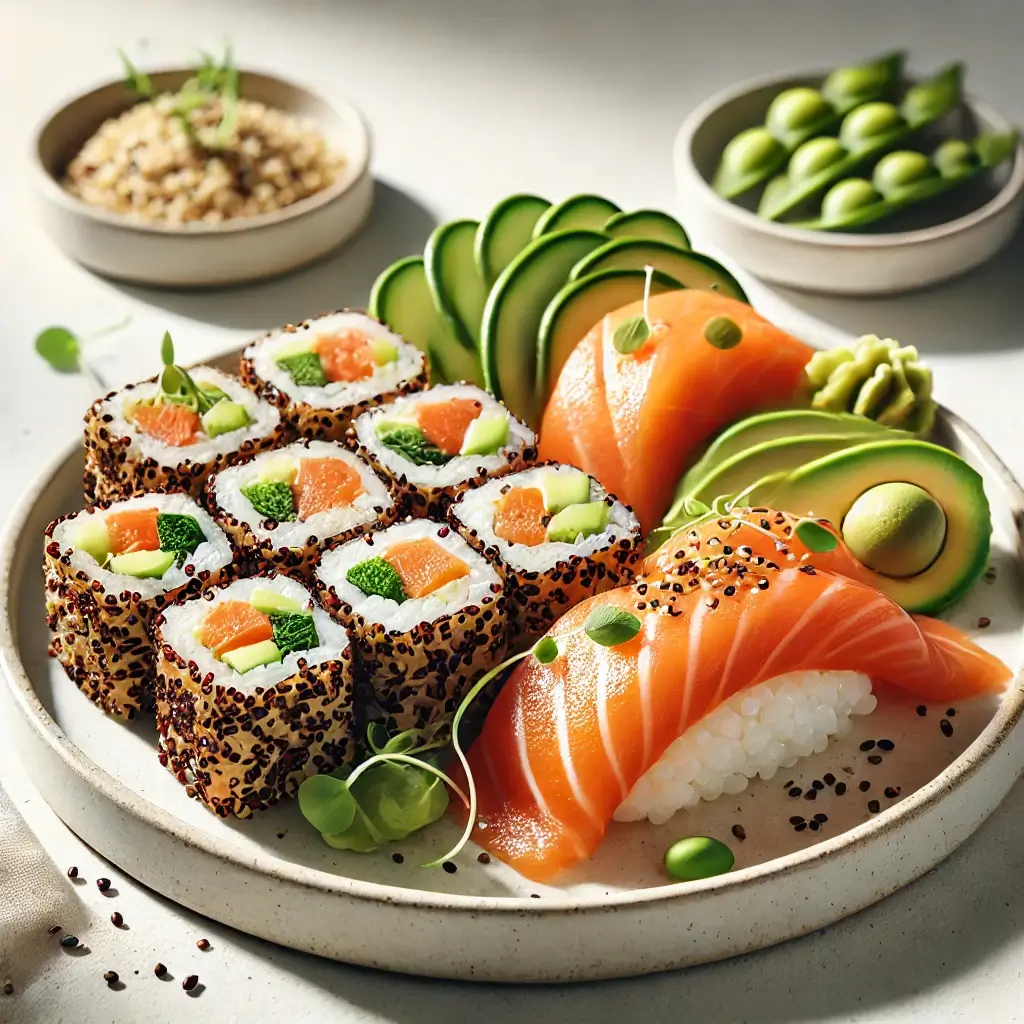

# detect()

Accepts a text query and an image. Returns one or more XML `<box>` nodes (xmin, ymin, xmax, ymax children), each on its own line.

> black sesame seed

<box><xmin>59</xmin><ymin>935</ymin><xmax>79</xmax><ymax>948</ymax></box>
<box><xmin>2</xmin><ymin>981</ymin><xmax>12</xmax><ymax>996</ymax></box>
<box><xmin>884</xmin><ymin>787</ymin><xmax>901</xmax><ymax>799</ymax></box>
<box><xmin>48</xmin><ymin>925</ymin><xmax>62</xmax><ymax>935</ymax></box>
<box><xmin>794</xmin><ymin>822</ymin><xmax>808</xmax><ymax>832</ymax></box>
<box><xmin>868</xmin><ymin>800</ymin><xmax>880</xmax><ymax>814</ymax></box>
<box><xmin>835</xmin><ymin>782</ymin><xmax>847</xmax><ymax>796</ymax></box>
<box><xmin>183</xmin><ymin>974</ymin><xmax>199</xmax><ymax>991</ymax></box>
<box><xmin>946</xmin><ymin>708</ymin><xmax>957</xmax><ymax>717</ymax></box>
<box><xmin>916</xmin><ymin>705</ymin><xmax>927</xmax><ymax>717</ymax></box>
<box><xmin>103</xmin><ymin>970</ymin><xmax>119</xmax><ymax>987</ymax></box>
<box><xmin>783</xmin><ymin>780</ymin><xmax>794</xmax><ymax>789</ymax></box>
<box><xmin>731</xmin><ymin>824</ymin><xmax>746</xmax><ymax>841</ymax></box>
<box><xmin>859</xmin><ymin>780</ymin><xmax>871</xmax><ymax>792</ymax></box>
<box><xmin>978</xmin><ymin>617</ymin><xmax>991</xmax><ymax>629</ymax></box>
<box><xmin>789</xmin><ymin>816</ymin><xmax>805</xmax><ymax>825</ymax></box>
<box><xmin>442</xmin><ymin>861</ymin><xmax>457</xmax><ymax>874</ymax></box>
<box><xmin>196</xmin><ymin>938</ymin><xmax>211</xmax><ymax>951</ymax></box>
<box><xmin>940</xmin><ymin>719</ymin><xmax>954</xmax><ymax>737</ymax></box>
<box><xmin>154</xmin><ymin>963</ymin><xmax>167</xmax><ymax>978</ymax></box>
<box><xmin>812</xmin><ymin>779</ymin><xmax>824</xmax><ymax>790</ymax></box>
<box><xmin>391</xmin><ymin>852</ymin><xmax>404</xmax><ymax>864</ymax></box>
<box><xmin>809</xmin><ymin>820</ymin><xmax>821</xmax><ymax>831</ymax></box>
<box><xmin>788</xmin><ymin>786</ymin><xmax>802</xmax><ymax>798</ymax></box>
<box><xmin>110</xmin><ymin>912</ymin><xmax>123</xmax><ymax>927</ymax></box>
<box><xmin>823</xmin><ymin>773</ymin><xmax>836</xmax><ymax>786</ymax></box>
<box><xmin>96</xmin><ymin>877</ymin><xmax>111</xmax><ymax>893</ymax></box>
<box><xmin>804</xmin><ymin>789</ymin><xmax>818</xmax><ymax>801</ymax></box>
<box><xmin>867</xmin><ymin>754</ymin><xmax>883</xmax><ymax>765</ymax></box>
<box><xmin>877</xmin><ymin>739</ymin><xmax>895</xmax><ymax>751</ymax></box>
<box><xmin>813</xmin><ymin>813</ymin><xmax>828</xmax><ymax>823</ymax></box>
<box><xmin>530</xmin><ymin>893</ymin><xmax>541</xmax><ymax>899</ymax></box>
<box><xmin>66</xmin><ymin>866</ymin><xmax>79</xmax><ymax>879</ymax></box>
<box><xmin>859</xmin><ymin>740</ymin><xmax>876</xmax><ymax>752</ymax></box>
<box><xmin>477</xmin><ymin>852</ymin><xmax>491</xmax><ymax>864</ymax></box>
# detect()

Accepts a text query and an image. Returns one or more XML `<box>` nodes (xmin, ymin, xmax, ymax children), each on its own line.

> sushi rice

<box><xmin>352</xmin><ymin>384</ymin><xmax>537</xmax><ymax>519</ymax></box>
<box><xmin>206</xmin><ymin>439</ymin><xmax>399</xmax><ymax>579</ymax></box>
<box><xmin>154</xmin><ymin>574</ymin><xmax>358</xmax><ymax>818</ymax></box>
<box><xmin>84</xmin><ymin>366</ymin><xmax>287</xmax><ymax>504</ymax></box>
<box><xmin>314</xmin><ymin>518</ymin><xmax>509</xmax><ymax>733</ymax></box>
<box><xmin>240</xmin><ymin>310</ymin><xmax>428</xmax><ymax>442</ymax></box>
<box><xmin>43</xmin><ymin>491</ymin><xmax>235</xmax><ymax>718</ymax></box>
<box><xmin>449</xmin><ymin>463</ymin><xmax>642</xmax><ymax>642</ymax></box>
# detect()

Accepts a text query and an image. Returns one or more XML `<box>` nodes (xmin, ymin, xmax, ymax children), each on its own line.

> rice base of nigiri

<box><xmin>615</xmin><ymin>670</ymin><xmax>876</xmax><ymax>824</ymax></box>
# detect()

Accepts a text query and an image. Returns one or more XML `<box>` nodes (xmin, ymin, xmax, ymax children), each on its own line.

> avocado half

<box><xmin>754</xmin><ymin>439</ymin><xmax>990</xmax><ymax>615</ymax></box>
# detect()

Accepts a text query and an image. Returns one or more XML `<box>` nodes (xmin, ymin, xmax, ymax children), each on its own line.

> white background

<box><xmin>2</xmin><ymin>1</ymin><xmax>1024</xmax><ymax>1020</ymax></box>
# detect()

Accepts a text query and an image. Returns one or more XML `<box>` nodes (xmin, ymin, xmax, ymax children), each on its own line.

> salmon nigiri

<box><xmin>538</xmin><ymin>291</ymin><xmax>814</xmax><ymax>533</ymax></box>
<box><xmin>458</xmin><ymin>512</ymin><xmax>1009</xmax><ymax>882</ymax></box>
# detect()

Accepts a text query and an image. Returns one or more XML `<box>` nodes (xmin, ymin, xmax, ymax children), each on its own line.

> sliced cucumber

<box><xmin>474</xmin><ymin>194</ymin><xmax>551</xmax><ymax>286</ymax></box>
<box><xmin>424</xmin><ymin>219</ymin><xmax>489</xmax><ymax>350</ymax></box>
<box><xmin>569</xmin><ymin>239</ymin><xmax>748</xmax><ymax>303</ymax></box>
<box><xmin>532</xmin><ymin>195</ymin><xmax>621</xmax><ymax>238</ymax></box>
<box><xmin>536</xmin><ymin>267</ymin><xmax>683</xmax><ymax>400</ymax></box>
<box><xmin>368</xmin><ymin>256</ymin><xmax>483</xmax><ymax>386</ymax></box>
<box><xmin>603</xmin><ymin>209</ymin><xmax>691</xmax><ymax>249</ymax></box>
<box><xmin>481</xmin><ymin>228</ymin><xmax>607</xmax><ymax>425</ymax></box>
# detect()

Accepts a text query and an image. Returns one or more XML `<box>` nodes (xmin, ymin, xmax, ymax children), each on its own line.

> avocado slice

<box><xmin>681</xmin><ymin>410</ymin><xmax>906</xmax><ymax>495</ymax></box>
<box><xmin>460</xmin><ymin>412</ymin><xmax>509</xmax><ymax>456</ymax></box>
<box><xmin>258</xmin><ymin>455</ymin><xmax>300</xmax><ymax>486</ymax></box>
<box><xmin>474</xmin><ymin>194</ymin><xmax>551</xmax><ymax>287</ymax></box>
<box><xmin>536</xmin><ymin>267</ymin><xmax>683</xmax><ymax>400</ymax></box>
<box><xmin>480</xmin><ymin>228</ymin><xmax>607</xmax><ymax>425</ymax></box>
<box><xmin>250</xmin><ymin>588</ymin><xmax>304</xmax><ymax>615</ymax></box>
<box><xmin>424</xmin><ymin>219</ymin><xmax>490</xmax><ymax>350</ymax></box>
<box><xmin>546</xmin><ymin>501</ymin><xmax>610</xmax><ymax>543</ymax></box>
<box><xmin>368</xmin><ymin>256</ymin><xmax>483</xmax><ymax>386</ymax></box>
<box><xmin>221</xmin><ymin>639</ymin><xmax>283</xmax><ymax>674</ymax></box>
<box><xmin>754</xmin><ymin>439</ymin><xmax>990</xmax><ymax>614</ymax></box>
<box><xmin>368</xmin><ymin>338</ymin><xmax>398</xmax><ymax>366</ymax></box>
<box><xmin>72</xmin><ymin>519</ymin><xmax>110</xmax><ymax>564</ymax></box>
<box><xmin>202</xmin><ymin>400</ymin><xmax>252</xmax><ymax>438</ymax></box>
<box><xmin>540</xmin><ymin>467</ymin><xmax>591</xmax><ymax>514</ymax></box>
<box><xmin>107</xmin><ymin>549</ymin><xmax>176</xmax><ymax>579</ymax></box>
<box><xmin>603</xmin><ymin>209</ymin><xmax>691</xmax><ymax>249</ymax></box>
<box><xmin>532</xmin><ymin>195</ymin><xmax>621</xmax><ymax>238</ymax></box>
<box><xmin>569</xmin><ymin>239</ymin><xmax>748</xmax><ymax>303</ymax></box>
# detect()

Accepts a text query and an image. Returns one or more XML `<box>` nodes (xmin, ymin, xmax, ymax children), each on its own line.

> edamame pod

<box><xmin>795</xmin><ymin>130</ymin><xmax>1018</xmax><ymax>231</ymax></box>
<box><xmin>712</xmin><ymin>51</ymin><xmax>906</xmax><ymax>200</ymax></box>
<box><xmin>758</xmin><ymin>62</ymin><xmax>964</xmax><ymax>221</ymax></box>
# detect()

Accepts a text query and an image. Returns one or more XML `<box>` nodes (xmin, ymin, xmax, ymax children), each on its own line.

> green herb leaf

<box><xmin>683</xmin><ymin>497</ymin><xmax>711</xmax><ymax>518</ymax></box>
<box><xmin>377</xmin><ymin>424</ymin><xmax>452</xmax><ymax>467</ymax></box>
<box><xmin>277</xmin><ymin>352</ymin><xmax>327</xmax><ymax>388</ymax></box>
<box><xmin>346</xmin><ymin>557</ymin><xmax>407</xmax><ymax>603</ymax></box>
<box><xmin>34</xmin><ymin>327</ymin><xmax>81</xmax><ymax>373</ymax></box>
<box><xmin>703</xmin><ymin>316</ymin><xmax>744</xmax><ymax>350</ymax></box>
<box><xmin>613</xmin><ymin>315</ymin><xmax>652</xmax><ymax>355</ymax></box>
<box><xmin>118</xmin><ymin>48</ymin><xmax>153</xmax><ymax>98</ymax></box>
<box><xmin>366</xmin><ymin>721</ymin><xmax>391</xmax><ymax>754</ymax></box>
<box><xmin>584</xmin><ymin>606</ymin><xmax>642</xmax><ymax>647</ymax></box>
<box><xmin>297</xmin><ymin>773</ymin><xmax>358</xmax><ymax>835</ymax></box>
<box><xmin>269</xmin><ymin>612</ymin><xmax>319</xmax><ymax>655</ymax></box>
<box><xmin>161</xmin><ymin>331</ymin><xmax>175</xmax><ymax>366</ymax></box>
<box><xmin>795</xmin><ymin>519</ymin><xmax>839</xmax><ymax>552</ymax></box>
<box><xmin>533</xmin><ymin>636</ymin><xmax>559</xmax><ymax>664</ymax></box>
<box><xmin>156</xmin><ymin>513</ymin><xmax>205</xmax><ymax>558</ymax></box>
<box><xmin>241</xmin><ymin>480</ymin><xmax>298</xmax><ymax>522</ymax></box>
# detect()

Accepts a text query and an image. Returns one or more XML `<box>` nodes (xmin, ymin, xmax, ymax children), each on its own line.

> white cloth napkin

<box><xmin>0</xmin><ymin>783</ymin><xmax>85</xmax><ymax>993</ymax></box>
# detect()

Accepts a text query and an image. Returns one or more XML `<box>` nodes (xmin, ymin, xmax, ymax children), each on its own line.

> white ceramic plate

<box><xmin>2</xmin><ymin>405</ymin><xmax>1023</xmax><ymax>982</ymax></box>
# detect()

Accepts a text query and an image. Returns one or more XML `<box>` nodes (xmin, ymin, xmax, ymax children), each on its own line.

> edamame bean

<box><xmin>873</xmin><ymin>150</ymin><xmax>936</xmax><ymax>195</ymax></box>
<box><xmin>821</xmin><ymin>50</ymin><xmax>905</xmax><ymax>113</ymax></box>
<box><xmin>789</xmin><ymin>136</ymin><xmax>847</xmax><ymax>182</ymax></box>
<box><xmin>821</xmin><ymin>178</ymin><xmax>880</xmax><ymax>220</ymax></box>
<box><xmin>839</xmin><ymin>102</ymin><xmax>905</xmax><ymax>150</ymax></box>
<box><xmin>902</xmin><ymin>63</ymin><xmax>963</xmax><ymax>127</ymax></box>
<box><xmin>933</xmin><ymin>138</ymin><xmax>975</xmax><ymax>175</ymax></box>
<box><xmin>664</xmin><ymin>836</ymin><xmax>735</xmax><ymax>882</ymax></box>
<box><xmin>767</xmin><ymin>87</ymin><xmax>831</xmax><ymax>135</ymax></box>
<box><xmin>719</xmin><ymin>127</ymin><xmax>786</xmax><ymax>177</ymax></box>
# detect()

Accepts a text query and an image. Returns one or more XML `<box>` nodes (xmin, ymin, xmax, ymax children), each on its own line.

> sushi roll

<box><xmin>84</xmin><ymin>365</ymin><xmax>287</xmax><ymax>504</ymax></box>
<box><xmin>240</xmin><ymin>310</ymin><xmax>428</xmax><ymax>442</ymax></box>
<box><xmin>314</xmin><ymin>519</ymin><xmax>508</xmax><ymax>734</ymax></box>
<box><xmin>206</xmin><ymin>440</ymin><xmax>399</xmax><ymax>579</ymax></box>
<box><xmin>153</xmin><ymin>574</ymin><xmax>357</xmax><ymax>819</ymax></box>
<box><xmin>448</xmin><ymin>463</ymin><xmax>642</xmax><ymax>642</ymax></box>
<box><xmin>351</xmin><ymin>384</ymin><xmax>537</xmax><ymax>519</ymax></box>
<box><xmin>43</xmin><ymin>492</ymin><xmax>234</xmax><ymax>718</ymax></box>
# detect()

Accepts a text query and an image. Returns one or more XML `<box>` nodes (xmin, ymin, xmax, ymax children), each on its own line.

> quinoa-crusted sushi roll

<box><xmin>154</xmin><ymin>575</ymin><xmax>357</xmax><ymax>818</ymax></box>
<box><xmin>351</xmin><ymin>384</ymin><xmax>536</xmax><ymax>519</ymax></box>
<box><xmin>240</xmin><ymin>310</ymin><xmax>428</xmax><ymax>442</ymax></box>
<box><xmin>44</xmin><ymin>492</ymin><xmax>234</xmax><ymax>718</ymax></box>
<box><xmin>314</xmin><ymin>519</ymin><xmax>508</xmax><ymax>734</ymax></box>
<box><xmin>206</xmin><ymin>440</ymin><xmax>399</xmax><ymax>579</ymax></box>
<box><xmin>84</xmin><ymin>345</ymin><xmax>287</xmax><ymax>504</ymax></box>
<box><xmin>448</xmin><ymin>463</ymin><xmax>643</xmax><ymax>643</ymax></box>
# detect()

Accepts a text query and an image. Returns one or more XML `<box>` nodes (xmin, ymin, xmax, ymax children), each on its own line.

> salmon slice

<box><xmin>416</xmin><ymin>398</ymin><xmax>483</xmax><ymax>455</ymax></box>
<box><xmin>294</xmin><ymin>458</ymin><xmax>366</xmax><ymax>519</ymax></box>
<box><xmin>457</xmin><ymin>521</ymin><xmax>1009</xmax><ymax>881</ymax></box>
<box><xmin>131</xmin><ymin>402</ymin><xmax>201</xmax><ymax>447</ymax></box>
<box><xmin>313</xmin><ymin>331</ymin><xmax>376</xmax><ymax>383</ymax></box>
<box><xmin>493</xmin><ymin>487</ymin><xmax>548</xmax><ymax>546</ymax></box>
<box><xmin>538</xmin><ymin>291</ymin><xmax>815</xmax><ymax>532</ymax></box>
<box><xmin>383</xmin><ymin>539</ymin><xmax>470</xmax><ymax>598</ymax></box>
<box><xmin>106</xmin><ymin>507</ymin><xmax>160</xmax><ymax>554</ymax></box>
<box><xmin>197</xmin><ymin>601</ymin><xmax>274</xmax><ymax>659</ymax></box>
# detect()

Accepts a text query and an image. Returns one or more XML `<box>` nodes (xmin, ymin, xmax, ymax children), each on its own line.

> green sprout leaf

<box><xmin>533</xmin><ymin>636</ymin><xmax>559</xmax><ymax>664</ymax></box>
<box><xmin>613</xmin><ymin>315</ymin><xmax>652</xmax><ymax>355</ymax></box>
<box><xmin>34</xmin><ymin>327</ymin><xmax>81</xmax><ymax>373</ymax></box>
<box><xmin>584</xmin><ymin>606</ymin><xmax>642</xmax><ymax>647</ymax></box>
<box><xmin>161</xmin><ymin>331</ymin><xmax>175</xmax><ymax>366</ymax></box>
<box><xmin>704</xmin><ymin>316</ymin><xmax>744</xmax><ymax>350</ymax></box>
<box><xmin>795</xmin><ymin>519</ymin><xmax>839</xmax><ymax>552</ymax></box>
<box><xmin>297</xmin><ymin>773</ymin><xmax>358</xmax><ymax>835</ymax></box>
<box><xmin>118</xmin><ymin>48</ymin><xmax>152</xmax><ymax>98</ymax></box>
<box><xmin>683</xmin><ymin>497</ymin><xmax>711</xmax><ymax>518</ymax></box>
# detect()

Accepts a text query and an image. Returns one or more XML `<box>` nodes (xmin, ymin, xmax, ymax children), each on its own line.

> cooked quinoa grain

<box><xmin>64</xmin><ymin>94</ymin><xmax>345</xmax><ymax>226</ymax></box>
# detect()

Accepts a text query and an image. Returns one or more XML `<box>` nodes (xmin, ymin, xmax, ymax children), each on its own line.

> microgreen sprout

<box><xmin>612</xmin><ymin>264</ymin><xmax>656</xmax><ymax>354</ymax></box>
<box><xmin>33</xmin><ymin>315</ymin><xmax>132</xmax><ymax>393</ymax></box>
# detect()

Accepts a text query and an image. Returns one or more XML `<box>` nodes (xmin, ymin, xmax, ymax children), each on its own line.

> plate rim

<box><xmin>2</xmin><ymin>406</ymin><xmax>1023</xmax><ymax>919</ymax></box>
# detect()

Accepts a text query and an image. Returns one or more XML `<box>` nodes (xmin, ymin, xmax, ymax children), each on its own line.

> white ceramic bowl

<box><xmin>673</xmin><ymin>70</ymin><xmax>1024</xmax><ymax>295</ymax></box>
<box><xmin>31</xmin><ymin>69</ymin><xmax>373</xmax><ymax>288</ymax></box>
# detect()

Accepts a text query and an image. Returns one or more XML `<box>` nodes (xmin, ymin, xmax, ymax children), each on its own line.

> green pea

<box><xmin>839</xmin><ymin>102</ymin><xmax>904</xmax><ymax>150</ymax></box>
<box><xmin>821</xmin><ymin>178</ymin><xmax>880</xmax><ymax>221</ymax></box>
<box><xmin>703</xmin><ymin>316</ymin><xmax>743</xmax><ymax>350</ymax></box>
<box><xmin>720</xmin><ymin>127</ymin><xmax>786</xmax><ymax>176</ymax></box>
<box><xmin>873</xmin><ymin>150</ymin><xmax>935</xmax><ymax>194</ymax></box>
<box><xmin>933</xmin><ymin>138</ymin><xmax>976</xmax><ymax>176</ymax></box>
<box><xmin>823</xmin><ymin>65</ymin><xmax>890</xmax><ymax>108</ymax></box>
<box><xmin>789</xmin><ymin>136</ymin><xmax>847</xmax><ymax>182</ymax></box>
<box><xmin>766</xmin><ymin>87</ymin><xmax>830</xmax><ymax>134</ymax></box>
<box><xmin>664</xmin><ymin>836</ymin><xmax>735</xmax><ymax>882</ymax></box>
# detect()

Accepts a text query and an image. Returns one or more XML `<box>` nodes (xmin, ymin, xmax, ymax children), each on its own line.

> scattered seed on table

<box><xmin>809</xmin><ymin>820</ymin><xmax>821</xmax><ymax>832</ymax></box>
<box><xmin>442</xmin><ymin>861</ymin><xmax>457</xmax><ymax>874</ymax></box>
<box><xmin>96</xmin><ymin>878</ymin><xmax>111</xmax><ymax>893</ymax></box>
<box><xmin>154</xmin><ymin>963</ymin><xmax>167</xmax><ymax>978</ymax></box>
<box><xmin>867</xmin><ymin>754</ymin><xmax>883</xmax><ymax>765</ymax></box>
<box><xmin>477</xmin><ymin>853</ymin><xmax>491</xmax><ymax>865</ymax></box>
<box><xmin>977</xmin><ymin>617</ymin><xmax>991</xmax><ymax>629</ymax></box>
<box><xmin>868</xmin><ymin>800</ymin><xmax>881</xmax><ymax>814</ymax></box>
<box><xmin>731</xmin><ymin>824</ymin><xmax>746</xmax><ymax>841</ymax></box>
<box><xmin>803</xmin><ymin>788</ymin><xmax>818</xmax><ymax>801</ymax></box>
<box><xmin>877</xmin><ymin>739</ymin><xmax>895</xmax><ymax>751</ymax></box>
<box><xmin>789</xmin><ymin>816</ymin><xmax>805</xmax><ymax>825</ymax></box>
<box><xmin>196</xmin><ymin>939</ymin><xmax>210</xmax><ymax>951</ymax></box>
<box><xmin>859</xmin><ymin>780</ymin><xmax>871</xmax><ymax>792</ymax></box>
<box><xmin>812</xmin><ymin>779</ymin><xmax>824</xmax><ymax>790</ymax></box>
<box><xmin>813</xmin><ymin>813</ymin><xmax>828</xmax><ymax>823</ymax></box>
<box><xmin>59</xmin><ymin>935</ymin><xmax>79</xmax><ymax>949</ymax></box>
<box><xmin>940</xmin><ymin>719</ymin><xmax>954</xmax><ymax>738</ymax></box>
<box><xmin>530</xmin><ymin>894</ymin><xmax>541</xmax><ymax>899</ymax></box>
<box><xmin>2</xmin><ymin>981</ymin><xmax>12</xmax><ymax>996</ymax></box>
<box><xmin>835</xmin><ymin>782</ymin><xmax>847</xmax><ymax>796</ymax></box>
<box><xmin>110</xmin><ymin>912</ymin><xmax>123</xmax><ymax>928</ymax></box>
<box><xmin>782</xmin><ymin>780</ymin><xmax>794</xmax><ymax>789</ymax></box>
<box><xmin>788</xmin><ymin>786</ymin><xmax>802</xmax><ymax>798</ymax></box>
<box><xmin>884</xmin><ymin>787</ymin><xmax>902</xmax><ymax>799</ymax></box>
<box><xmin>391</xmin><ymin>852</ymin><xmax>404</xmax><ymax>864</ymax></box>
<box><xmin>859</xmin><ymin>740</ymin><xmax>876</xmax><ymax>752</ymax></box>
<box><xmin>103</xmin><ymin>971</ymin><xmax>119</xmax><ymax>987</ymax></box>
<box><xmin>946</xmin><ymin>708</ymin><xmax>957</xmax><ymax>717</ymax></box>
<box><xmin>48</xmin><ymin>925</ymin><xmax>62</xmax><ymax>935</ymax></box>
<box><xmin>794</xmin><ymin>822</ymin><xmax>808</xmax><ymax>832</ymax></box>
<box><xmin>916</xmin><ymin>705</ymin><xmax>927</xmax><ymax>717</ymax></box>
<box><xmin>183</xmin><ymin>975</ymin><xmax>199</xmax><ymax>992</ymax></box>
<box><xmin>66</xmin><ymin>866</ymin><xmax>78</xmax><ymax>879</ymax></box>
<box><xmin>823</xmin><ymin>773</ymin><xmax>836</xmax><ymax>786</ymax></box>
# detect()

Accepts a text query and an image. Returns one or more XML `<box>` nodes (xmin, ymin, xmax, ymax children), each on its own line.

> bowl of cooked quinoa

<box><xmin>31</xmin><ymin>60</ymin><xmax>373</xmax><ymax>287</ymax></box>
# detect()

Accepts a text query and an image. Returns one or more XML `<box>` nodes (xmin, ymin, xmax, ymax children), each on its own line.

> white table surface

<box><xmin>3</xmin><ymin>1</ymin><xmax>1024</xmax><ymax>1020</ymax></box>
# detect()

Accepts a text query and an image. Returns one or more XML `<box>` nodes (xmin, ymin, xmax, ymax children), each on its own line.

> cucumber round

<box><xmin>531</xmin><ymin>194</ymin><xmax>621</xmax><ymax>239</ymax></box>
<box><xmin>569</xmin><ymin>239</ymin><xmax>748</xmax><ymax>303</ymax></box>
<box><xmin>480</xmin><ymin>228</ymin><xmax>608</xmax><ymax>425</ymax></box>
<box><xmin>474</xmin><ymin>194</ymin><xmax>551</xmax><ymax>286</ymax></box>
<box><xmin>368</xmin><ymin>256</ymin><xmax>483</xmax><ymax>386</ymax></box>
<box><xmin>603</xmin><ymin>209</ymin><xmax>691</xmax><ymax>249</ymax></box>
<box><xmin>536</xmin><ymin>267</ymin><xmax>683</xmax><ymax>401</ymax></box>
<box><xmin>424</xmin><ymin>219</ymin><xmax>489</xmax><ymax>350</ymax></box>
